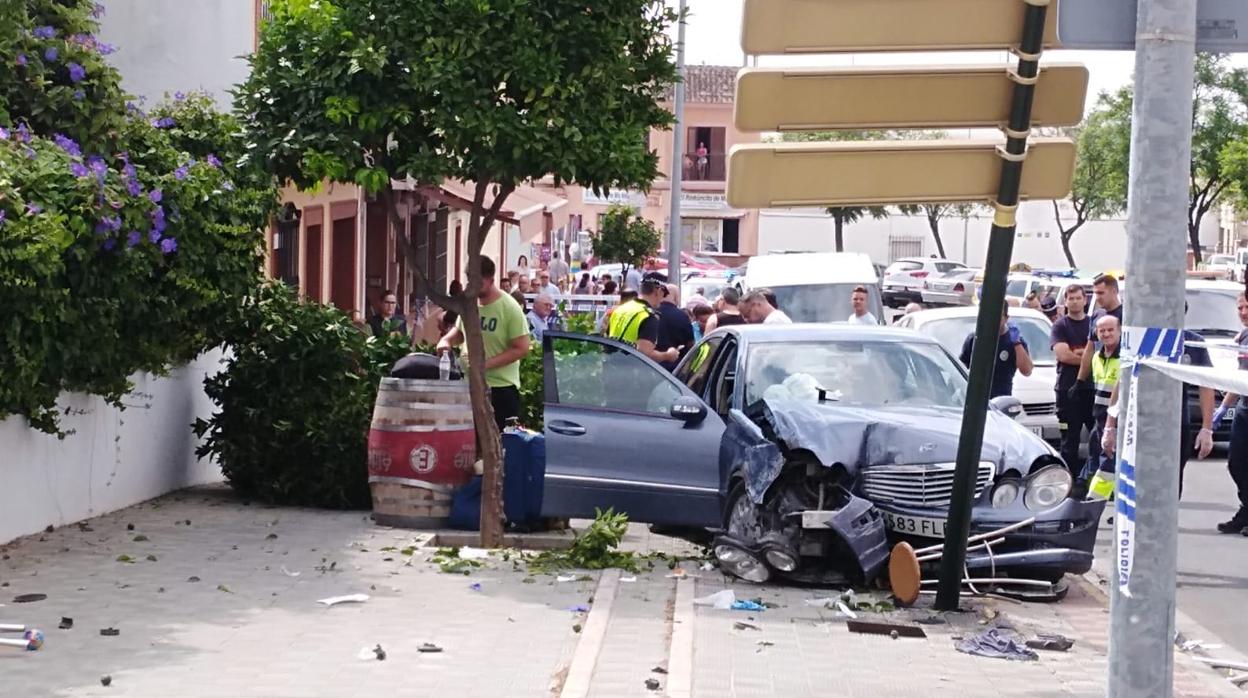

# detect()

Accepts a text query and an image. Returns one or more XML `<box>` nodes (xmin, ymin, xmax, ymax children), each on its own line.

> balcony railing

<box><xmin>681</xmin><ymin>152</ymin><xmax>726</xmax><ymax>182</ymax></box>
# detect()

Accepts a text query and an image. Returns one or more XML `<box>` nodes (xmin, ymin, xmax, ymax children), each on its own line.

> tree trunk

<box><xmin>1060</xmin><ymin>233</ymin><xmax>1077</xmax><ymax>268</ymax></box>
<box><xmin>927</xmin><ymin>214</ymin><xmax>947</xmax><ymax>259</ymax></box>
<box><xmin>834</xmin><ymin>214</ymin><xmax>845</xmax><ymax>253</ymax></box>
<box><xmin>1188</xmin><ymin>221</ymin><xmax>1203</xmax><ymax>266</ymax></box>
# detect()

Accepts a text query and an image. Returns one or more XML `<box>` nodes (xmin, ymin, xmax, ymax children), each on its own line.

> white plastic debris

<box><xmin>693</xmin><ymin>590</ymin><xmax>736</xmax><ymax>610</ymax></box>
<box><xmin>620</xmin><ymin>576</ymin><xmax>637</xmax><ymax>583</ymax></box>
<box><xmin>834</xmin><ymin>600</ymin><xmax>858</xmax><ymax>619</ymax></box>
<box><xmin>357</xmin><ymin>646</ymin><xmax>377</xmax><ymax>660</ymax></box>
<box><xmin>459</xmin><ymin>547</ymin><xmax>490</xmax><ymax>560</ymax></box>
<box><xmin>556</xmin><ymin>575</ymin><xmax>579</xmax><ymax>583</ymax></box>
<box><xmin>317</xmin><ymin>594</ymin><xmax>370</xmax><ymax>607</ymax></box>
<box><xmin>700</xmin><ymin>562</ymin><xmax>714</xmax><ymax>571</ymax></box>
<box><xmin>279</xmin><ymin>566</ymin><xmax>301</xmax><ymax>577</ymax></box>
<box><xmin>804</xmin><ymin>597</ymin><xmax>838</xmax><ymax>608</ymax></box>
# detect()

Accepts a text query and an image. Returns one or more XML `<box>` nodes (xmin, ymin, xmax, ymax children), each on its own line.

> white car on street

<box><xmin>895</xmin><ymin>307</ymin><xmax>1061</xmax><ymax>443</ymax></box>
<box><xmin>882</xmin><ymin>258</ymin><xmax>968</xmax><ymax>308</ymax></box>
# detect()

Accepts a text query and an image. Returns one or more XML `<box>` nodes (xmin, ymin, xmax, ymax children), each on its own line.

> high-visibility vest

<box><xmin>607</xmin><ymin>300</ymin><xmax>654</xmax><ymax>345</ymax></box>
<box><xmin>1092</xmin><ymin>348</ymin><xmax>1121</xmax><ymax>408</ymax></box>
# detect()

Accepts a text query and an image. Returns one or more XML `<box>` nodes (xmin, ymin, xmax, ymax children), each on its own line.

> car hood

<box><xmin>1013</xmin><ymin>367</ymin><xmax>1056</xmax><ymax>404</ymax></box>
<box><xmin>758</xmin><ymin>400</ymin><xmax>1055</xmax><ymax>478</ymax></box>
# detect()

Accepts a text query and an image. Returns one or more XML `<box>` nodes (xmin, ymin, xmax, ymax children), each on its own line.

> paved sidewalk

<box><xmin>1</xmin><ymin>486</ymin><xmax>1241</xmax><ymax>697</ymax></box>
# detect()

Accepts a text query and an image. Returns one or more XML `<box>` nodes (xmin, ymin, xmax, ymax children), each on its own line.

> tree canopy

<box><xmin>593</xmin><ymin>204</ymin><xmax>662</xmax><ymax>279</ymax></box>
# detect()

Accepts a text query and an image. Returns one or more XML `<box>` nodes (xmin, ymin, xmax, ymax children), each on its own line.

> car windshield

<box><xmin>1186</xmin><ymin>288</ymin><xmax>1242</xmax><ymax>336</ymax></box>
<box><xmin>916</xmin><ymin>315</ymin><xmax>1056</xmax><ymax>364</ymax></box>
<box><xmin>1005</xmin><ymin>279</ymin><xmax>1029</xmax><ymax>297</ymax></box>
<box><xmin>768</xmin><ymin>283</ymin><xmax>884</xmax><ymax>323</ymax></box>
<box><xmin>684</xmin><ymin>279</ymin><xmax>729</xmax><ymax>303</ymax></box>
<box><xmin>1210</xmin><ymin>254</ymin><xmax>1235</xmax><ymax>265</ymax></box>
<box><xmin>744</xmin><ymin>341</ymin><xmax>967</xmax><ymax>410</ymax></box>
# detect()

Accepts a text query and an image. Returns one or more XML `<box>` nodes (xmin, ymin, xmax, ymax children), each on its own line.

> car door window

<box><xmin>549</xmin><ymin>336</ymin><xmax>682</xmax><ymax>415</ymax></box>
<box><xmin>710</xmin><ymin>343</ymin><xmax>739</xmax><ymax>415</ymax></box>
<box><xmin>679</xmin><ymin>336</ymin><xmax>723</xmax><ymax>399</ymax></box>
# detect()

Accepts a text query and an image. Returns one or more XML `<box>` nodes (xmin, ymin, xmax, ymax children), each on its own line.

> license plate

<box><xmin>886</xmin><ymin>285</ymin><xmax>905</xmax><ymax>291</ymax></box>
<box><xmin>882</xmin><ymin>511</ymin><xmax>946</xmax><ymax>538</ymax></box>
<box><xmin>1029</xmin><ymin>426</ymin><xmax>1044</xmax><ymax>437</ymax></box>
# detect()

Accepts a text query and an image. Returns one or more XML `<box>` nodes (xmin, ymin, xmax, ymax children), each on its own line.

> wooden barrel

<box><xmin>367</xmin><ymin>378</ymin><xmax>476</xmax><ymax>528</ymax></box>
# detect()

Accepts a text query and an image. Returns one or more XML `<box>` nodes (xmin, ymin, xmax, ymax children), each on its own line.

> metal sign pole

<box><xmin>667</xmin><ymin>0</ymin><xmax>687</xmax><ymax>285</ymax></box>
<box><xmin>1109</xmin><ymin>0</ymin><xmax>1197</xmax><ymax>695</ymax></box>
<box><xmin>934</xmin><ymin>0</ymin><xmax>1050</xmax><ymax>611</ymax></box>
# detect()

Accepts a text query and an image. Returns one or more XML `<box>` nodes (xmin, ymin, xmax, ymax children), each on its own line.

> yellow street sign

<box><xmin>726</xmin><ymin>138</ymin><xmax>1076</xmax><ymax>209</ymax></box>
<box><xmin>742</xmin><ymin>0</ymin><xmax>1061</xmax><ymax>54</ymax></box>
<box><xmin>735</xmin><ymin>64</ymin><xmax>1088</xmax><ymax>132</ymax></box>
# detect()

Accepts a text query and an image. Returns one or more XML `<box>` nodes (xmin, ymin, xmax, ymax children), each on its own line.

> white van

<box><xmin>741</xmin><ymin>252</ymin><xmax>885</xmax><ymax>324</ymax></box>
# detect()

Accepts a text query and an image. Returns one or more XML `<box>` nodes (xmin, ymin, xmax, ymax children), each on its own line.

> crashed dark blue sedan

<box><xmin>539</xmin><ymin>324</ymin><xmax>1105</xmax><ymax>586</ymax></box>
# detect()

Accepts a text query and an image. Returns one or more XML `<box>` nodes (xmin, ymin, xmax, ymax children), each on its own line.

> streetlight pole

<box><xmin>1108</xmin><ymin>0</ymin><xmax>1197</xmax><ymax>695</ymax></box>
<box><xmin>667</xmin><ymin>0</ymin><xmax>687</xmax><ymax>285</ymax></box>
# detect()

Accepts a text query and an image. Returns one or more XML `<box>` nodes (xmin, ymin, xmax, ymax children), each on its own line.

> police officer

<box><xmin>1211</xmin><ymin>291</ymin><xmax>1248</xmax><ymax>534</ymax></box>
<box><xmin>607</xmin><ymin>277</ymin><xmax>679</xmax><ymax>365</ymax></box>
<box><xmin>1084</xmin><ymin>314</ymin><xmax>1122</xmax><ymax>499</ymax></box>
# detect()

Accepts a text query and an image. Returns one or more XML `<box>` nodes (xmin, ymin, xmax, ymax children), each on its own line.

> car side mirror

<box><xmin>990</xmin><ymin>395</ymin><xmax>1024</xmax><ymax>420</ymax></box>
<box><xmin>671</xmin><ymin>396</ymin><xmax>708</xmax><ymax>425</ymax></box>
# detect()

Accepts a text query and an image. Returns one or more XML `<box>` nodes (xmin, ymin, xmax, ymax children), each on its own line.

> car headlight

<box><xmin>1023</xmin><ymin>465</ymin><xmax>1072</xmax><ymax>511</ymax></box>
<box><xmin>990</xmin><ymin>479</ymin><xmax>1021</xmax><ymax>508</ymax></box>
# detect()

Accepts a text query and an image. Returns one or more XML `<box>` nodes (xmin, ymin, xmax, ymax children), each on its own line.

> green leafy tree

<box><xmin>239</xmin><ymin>0</ymin><xmax>678</xmax><ymax>546</ymax></box>
<box><xmin>592</xmin><ymin>204</ymin><xmax>663</xmax><ymax>286</ymax></box>
<box><xmin>1040</xmin><ymin>115</ymin><xmax>1129</xmax><ymax>268</ymax></box>
<box><xmin>777</xmin><ymin>130</ymin><xmax>889</xmax><ymax>252</ymax></box>
<box><xmin>1095</xmin><ymin>56</ymin><xmax>1248</xmax><ymax>264</ymax></box>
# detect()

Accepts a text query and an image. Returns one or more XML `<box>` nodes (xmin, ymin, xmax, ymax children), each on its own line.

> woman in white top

<box><xmin>513</xmin><ymin>255</ymin><xmax>531</xmax><ymax>280</ymax></box>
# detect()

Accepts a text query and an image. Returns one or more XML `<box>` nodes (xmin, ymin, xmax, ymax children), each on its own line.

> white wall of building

<box><xmin>97</xmin><ymin>0</ymin><xmax>255</xmax><ymax>107</ymax></box>
<box><xmin>759</xmin><ymin>200</ymin><xmax>1131</xmax><ymax>270</ymax></box>
<box><xmin>0</xmin><ymin>351</ymin><xmax>226</xmax><ymax>544</ymax></box>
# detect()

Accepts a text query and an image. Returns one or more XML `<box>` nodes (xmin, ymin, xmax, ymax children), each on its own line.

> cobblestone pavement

<box><xmin>0</xmin><ymin>486</ymin><xmax>1241</xmax><ymax>697</ymax></box>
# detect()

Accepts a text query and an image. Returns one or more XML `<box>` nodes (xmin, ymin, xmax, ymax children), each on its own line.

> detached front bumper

<box><xmin>878</xmin><ymin>495</ymin><xmax>1106</xmax><ymax>577</ymax></box>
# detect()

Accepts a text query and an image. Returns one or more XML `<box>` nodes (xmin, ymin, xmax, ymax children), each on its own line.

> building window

<box><xmin>888</xmin><ymin>235</ymin><xmax>925</xmax><ymax>262</ymax></box>
<box><xmin>681</xmin><ymin>218</ymin><xmax>740</xmax><ymax>254</ymax></box>
<box><xmin>685</xmin><ymin>126</ymin><xmax>726</xmax><ymax>181</ymax></box>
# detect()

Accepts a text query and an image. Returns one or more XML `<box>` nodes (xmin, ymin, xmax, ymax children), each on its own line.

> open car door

<box><xmin>540</xmin><ymin>331</ymin><xmax>723</xmax><ymax>527</ymax></box>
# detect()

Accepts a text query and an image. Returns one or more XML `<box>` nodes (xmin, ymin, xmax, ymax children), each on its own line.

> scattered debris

<box><xmin>567</xmin><ymin>604</ymin><xmax>590</xmax><ymax>613</ymax></box>
<box><xmin>620</xmin><ymin>576</ymin><xmax>637</xmax><ymax>583</ymax></box>
<box><xmin>1026</xmin><ymin>634</ymin><xmax>1075</xmax><ymax>652</ymax></box>
<box><xmin>317</xmin><ymin>594</ymin><xmax>369</xmax><ymax>607</ymax></box>
<box><xmin>100</xmin><ymin>627</ymin><xmax>120</xmax><ymax>637</ymax></box>
<box><xmin>700</xmin><ymin>562</ymin><xmax>714</xmax><ymax>571</ymax></box>
<box><xmin>955</xmin><ymin>627</ymin><xmax>1038</xmax><ymax>661</ymax></box>
<box><xmin>651</xmin><ymin>666</ymin><xmax>668</xmax><ymax>675</ymax></box>
<box><xmin>12</xmin><ymin>594</ymin><xmax>46</xmax><ymax>604</ymax></box>
<box><xmin>44</xmin><ymin>525</ymin><xmax>53</xmax><ymax>534</ymax></box>
<box><xmin>417</xmin><ymin>643</ymin><xmax>443</xmax><ymax>653</ymax></box>
<box><xmin>556</xmin><ymin>575</ymin><xmax>579</xmax><ymax>583</ymax></box>
<box><xmin>469</xmin><ymin>583</ymin><xmax>482</xmax><ymax>592</ymax></box>
<box><xmin>187</xmin><ymin>576</ymin><xmax>201</xmax><ymax>583</ymax></box>
<box><xmin>645</xmin><ymin>678</ymin><xmax>661</xmax><ymax>691</ymax></box>
<box><xmin>357</xmin><ymin>644</ymin><xmax>386</xmax><ymax>661</ymax></box>
<box><xmin>733</xmin><ymin>621</ymin><xmax>761</xmax><ymax>632</ymax></box>
<box><xmin>834</xmin><ymin>600</ymin><xmax>858</xmax><ymax>619</ymax></box>
<box><xmin>693</xmin><ymin>590</ymin><xmax>736</xmax><ymax>610</ymax></box>
<box><xmin>217</xmin><ymin>584</ymin><xmax>233</xmax><ymax>594</ymax></box>
<box><xmin>430</xmin><ymin>548</ymin><xmax>484</xmax><ymax>575</ymax></box>
<box><xmin>279</xmin><ymin>566</ymin><xmax>300</xmax><ymax>578</ymax></box>
<box><xmin>757</xmin><ymin>640</ymin><xmax>775</xmax><ymax>647</ymax></box>
<box><xmin>572</xmin><ymin>623</ymin><xmax>583</xmax><ymax>633</ymax></box>
<box><xmin>116</xmin><ymin>554</ymin><xmax>134</xmax><ymax>564</ymax></box>
<box><xmin>666</xmin><ymin>568</ymin><xmax>688</xmax><ymax>579</ymax></box>
<box><xmin>126</xmin><ymin>524</ymin><xmax>135</xmax><ymax>531</ymax></box>
<box><xmin>1194</xmin><ymin>657</ymin><xmax>1248</xmax><ymax>671</ymax></box>
<box><xmin>145</xmin><ymin>555</ymin><xmax>158</xmax><ymax>562</ymax></box>
<box><xmin>58</xmin><ymin>617</ymin><xmax>73</xmax><ymax>630</ymax></box>
<box><xmin>521</xmin><ymin>577</ymin><xmax>537</xmax><ymax>584</ymax></box>
<box><xmin>459</xmin><ymin>547</ymin><xmax>490</xmax><ymax>560</ymax></box>
<box><xmin>731</xmin><ymin>600</ymin><xmax>766</xmax><ymax>612</ymax></box>
<box><xmin>101</xmin><ymin>675</ymin><xmax>112</xmax><ymax>687</ymax></box>
<box><xmin>847</xmin><ymin>620</ymin><xmax>927</xmax><ymax>639</ymax></box>
<box><xmin>266</xmin><ymin>533</ymin><xmax>278</xmax><ymax>540</ymax></box>
<box><xmin>132</xmin><ymin>535</ymin><xmax>149</xmax><ymax>542</ymax></box>
<box><xmin>916</xmin><ymin>615</ymin><xmax>947</xmax><ymax>625</ymax></box>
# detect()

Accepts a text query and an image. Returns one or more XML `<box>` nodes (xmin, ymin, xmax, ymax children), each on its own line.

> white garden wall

<box><xmin>0</xmin><ymin>350</ymin><xmax>225</xmax><ymax>544</ymax></box>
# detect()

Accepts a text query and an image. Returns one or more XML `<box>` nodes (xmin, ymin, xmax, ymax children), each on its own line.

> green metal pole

<box><xmin>934</xmin><ymin>0</ymin><xmax>1049</xmax><ymax>611</ymax></box>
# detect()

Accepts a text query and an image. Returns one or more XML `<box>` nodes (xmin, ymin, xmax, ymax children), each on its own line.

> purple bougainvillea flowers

<box><xmin>26</xmin><ymin>203</ymin><xmax>42</xmax><ymax>215</ymax></box>
<box><xmin>32</xmin><ymin>26</ymin><xmax>56</xmax><ymax>39</ymax></box>
<box><xmin>92</xmin><ymin>3</ymin><xmax>105</xmax><ymax>18</ymax></box>
<box><xmin>70</xmin><ymin>162</ymin><xmax>90</xmax><ymax>178</ymax></box>
<box><xmin>53</xmin><ymin>133</ymin><xmax>81</xmax><ymax>157</ymax></box>
<box><xmin>15</xmin><ymin>53</ymin><xmax>27</xmax><ymax>66</ymax></box>
<box><xmin>102</xmin><ymin>238</ymin><xmax>116</xmax><ymax>251</ymax></box>
<box><xmin>173</xmin><ymin>165</ymin><xmax>189</xmax><ymax>181</ymax></box>
<box><xmin>148</xmin><ymin>230</ymin><xmax>161</xmax><ymax>244</ymax></box>
<box><xmin>160</xmin><ymin>238</ymin><xmax>178</xmax><ymax>254</ymax></box>
<box><xmin>68</xmin><ymin>62</ymin><xmax>86</xmax><ymax>82</ymax></box>
<box><xmin>151</xmin><ymin>117</ymin><xmax>175</xmax><ymax>129</ymax></box>
<box><xmin>149</xmin><ymin>189</ymin><xmax>163</xmax><ymax>203</ymax></box>
<box><xmin>0</xmin><ymin>126</ymin><xmax>8</xmax><ymax>140</ymax></box>
<box><xmin>206</xmin><ymin>154</ymin><xmax>222</xmax><ymax>168</ymax></box>
<box><xmin>44</xmin><ymin>47</ymin><xmax>58</xmax><ymax>62</ymax></box>
<box><xmin>73</xmin><ymin>90</ymin><xmax>85</xmax><ymax>101</ymax></box>
<box><xmin>127</xmin><ymin>230</ymin><xmax>141</xmax><ymax>247</ymax></box>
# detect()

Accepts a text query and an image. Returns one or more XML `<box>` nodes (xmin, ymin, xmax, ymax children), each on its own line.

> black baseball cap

<box><xmin>1040</xmin><ymin>297</ymin><xmax>1058</xmax><ymax>314</ymax></box>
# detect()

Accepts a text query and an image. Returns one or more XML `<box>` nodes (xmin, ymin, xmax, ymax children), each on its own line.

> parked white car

<box><xmin>895</xmin><ymin>307</ymin><xmax>1061</xmax><ymax>443</ymax></box>
<box><xmin>882</xmin><ymin>258</ymin><xmax>968</xmax><ymax>308</ymax></box>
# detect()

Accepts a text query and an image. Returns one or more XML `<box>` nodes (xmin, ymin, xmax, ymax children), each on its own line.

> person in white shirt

<box><xmin>740</xmin><ymin>289</ymin><xmax>792</xmax><ymax>324</ymax></box>
<box><xmin>536</xmin><ymin>270</ymin><xmax>562</xmax><ymax>298</ymax></box>
<box><xmin>548</xmin><ymin>253</ymin><xmax>570</xmax><ymax>287</ymax></box>
<box><xmin>624</xmin><ymin>266</ymin><xmax>643</xmax><ymax>292</ymax></box>
<box><xmin>846</xmin><ymin>286</ymin><xmax>878</xmax><ymax>325</ymax></box>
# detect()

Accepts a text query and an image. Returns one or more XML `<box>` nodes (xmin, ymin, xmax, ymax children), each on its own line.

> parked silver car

<box><xmin>921</xmin><ymin>268</ymin><xmax>979</xmax><ymax>306</ymax></box>
<box><xmin>883</xmin><ymin>258</ymin><xmax>968</xmax><ymax>308</ymax></box>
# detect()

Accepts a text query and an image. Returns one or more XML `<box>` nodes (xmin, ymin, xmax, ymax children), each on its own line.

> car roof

<box><xmin>745</xmin><ymin>252</ymin><xmax>878</xmax><ymax>287</ymax></box>
<box><xmin>902</xmin><ymin>306</ymin><xmax>1051</xmax><ymax>325</ymax></box>
<box><xmin>1186</xmin><ymin>278</ymin><xmax>1243</xmax><ymax>292</ymax></box>
<box><xmin>714</xmin><ymin>322</ymin><xmax>941</xmax><ymax>345</ymax></box>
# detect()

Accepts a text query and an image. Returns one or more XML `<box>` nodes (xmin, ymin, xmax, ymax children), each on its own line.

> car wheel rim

<box><xmin>727</xmin><ymin>492</ymin><xmax>765</xmax><ymax>541</ymax></box>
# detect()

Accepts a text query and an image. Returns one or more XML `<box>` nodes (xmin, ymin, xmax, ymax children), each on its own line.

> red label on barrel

<box><xmin>367</xmin><ymin>428</ymin><xmax>476</xmax><ymax>486</ymax></box>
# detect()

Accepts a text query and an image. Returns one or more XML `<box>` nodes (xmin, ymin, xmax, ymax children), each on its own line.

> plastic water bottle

<box><xmin>439</xmin><ymin>352</ymin><xmax>450</xmax><ymax>381</ymax></box>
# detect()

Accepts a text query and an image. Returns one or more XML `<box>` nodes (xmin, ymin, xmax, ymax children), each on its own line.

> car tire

<box><xmin>722</xmin><ymin>479</ymin><xmax>764</xmax><ymax>539</ymax></box>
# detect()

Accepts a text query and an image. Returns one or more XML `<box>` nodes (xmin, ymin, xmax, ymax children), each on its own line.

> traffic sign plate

<box><xmin>1058</xmin><ymin>0</ymin><xmax>1248</xmax><ymax>52</ymax></box>
<box><xmin>726</xmin><ymin>138</ymin><xmax>1076</xmax><ymax>209</ymax></box>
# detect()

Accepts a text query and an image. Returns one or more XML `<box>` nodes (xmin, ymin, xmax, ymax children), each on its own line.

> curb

<box><xmin>666</xmin><ymin>573</ymin><xmax>695</xmax><ymax>698</ymax></box>
<box><xmin>559</xmin><ymin>568</ymin><xmax>623</xmax><ymax>698</ymax></box>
